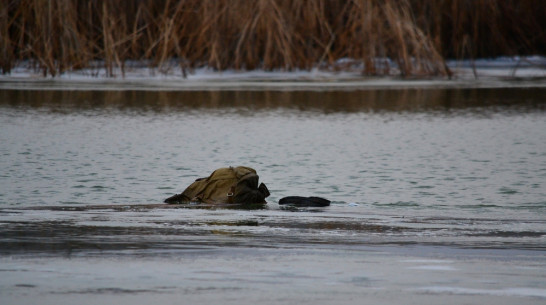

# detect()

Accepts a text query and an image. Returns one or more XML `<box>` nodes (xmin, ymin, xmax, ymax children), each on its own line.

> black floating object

<box><xmin>278</xmin><ymin>196</ymin><xmax>331</xmax><ymax>207</ymax></box>
<box><xmin>164</xmin><ymin>193</ymin><xmax>185</xmax><ymax>204</ymax></box>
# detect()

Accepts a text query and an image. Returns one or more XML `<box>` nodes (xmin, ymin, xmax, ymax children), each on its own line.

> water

<box><xmin>1</xmin><ymin>88</ymin><xmax>545</xmax><ymax>304</ymax></box>
<box><xmin>1</xmin><ymin>89</ymin><xmax>545</xmax><ymax>208</ymax></box>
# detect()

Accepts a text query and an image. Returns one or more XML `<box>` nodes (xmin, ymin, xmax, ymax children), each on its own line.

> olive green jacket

<box><xmin>165</xmin><ymin>166</ymin><xmax>269</xmax><ymax>205</ymax></box>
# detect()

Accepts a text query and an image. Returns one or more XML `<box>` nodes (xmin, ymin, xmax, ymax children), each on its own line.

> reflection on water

<box><xmin>1</xmin><ymin>203</ymin><xmax>544</xmax><ymax>255</ymax></box>
<box><xmin>1</xmin><ymin>88</ymin><xmax>545</xmax><ymax>113</ymax></box>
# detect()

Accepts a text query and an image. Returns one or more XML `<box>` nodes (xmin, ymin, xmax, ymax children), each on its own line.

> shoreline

<box><xmin>1</xmin><ymin>76</ymin><xmax>546</xmax><ymax>92</ymax></box>
<box><xmin>1</xmin><ymin>58</ymin><xmax>545</xmax><ymax>91</ymax></box>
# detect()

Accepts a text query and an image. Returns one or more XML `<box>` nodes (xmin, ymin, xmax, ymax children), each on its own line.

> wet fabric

<box><xmin>164</xmin><ymin>166</ymin><xmax>269</xmax><ymax>205</ymax></box>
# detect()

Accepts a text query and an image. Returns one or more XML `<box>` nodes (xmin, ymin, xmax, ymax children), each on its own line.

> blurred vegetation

<box><xmin>1</xmin><ymin>0</ymin><xmax>545</xmax><ymax>77</ymax></box>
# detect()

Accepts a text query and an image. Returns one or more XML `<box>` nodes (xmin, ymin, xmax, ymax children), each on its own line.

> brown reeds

<box><xmin>1</xmin><ymin>0</ymin><xmax>545</xmax><ymax>77</ymax></box>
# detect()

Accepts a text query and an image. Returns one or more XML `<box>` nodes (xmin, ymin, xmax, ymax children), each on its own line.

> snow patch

<box><xmin>1</xmin><ymin>56</ymin><xmax>545</xmax><ymax>90</ymax></box>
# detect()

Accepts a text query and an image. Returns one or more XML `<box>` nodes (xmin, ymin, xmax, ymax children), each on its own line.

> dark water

<box><xmin>1</xmin><ymin>88</ymin><xmax>545</xmax><ymax>304</ymax></box>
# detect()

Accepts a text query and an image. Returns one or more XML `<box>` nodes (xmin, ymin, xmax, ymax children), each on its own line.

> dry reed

<box><xmin>1</xmin><ymin>0</ymin><xmax>544</xmax><ymax>77</ymax></box>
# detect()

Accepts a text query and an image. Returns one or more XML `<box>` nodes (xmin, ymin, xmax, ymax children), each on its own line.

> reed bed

<box><xmin>1</xmin><ymin>0</ymin><xmax>545</xmax><ymax>77</ymax></box>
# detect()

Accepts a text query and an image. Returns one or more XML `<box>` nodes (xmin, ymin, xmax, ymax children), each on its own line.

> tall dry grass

<box><xmin>1</xmin><ymin>0</ymin><xmax>545</xmax><ymax>77</ymax></box>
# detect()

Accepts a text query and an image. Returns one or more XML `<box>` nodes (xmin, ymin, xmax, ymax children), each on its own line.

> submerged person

<box><xmin>164</xmin><ymin>166</ymin><xmax>270</xmax><ymax>206</ymax></box>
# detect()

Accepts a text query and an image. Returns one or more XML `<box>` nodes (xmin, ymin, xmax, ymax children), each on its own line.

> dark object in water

<box><xmin>164</xmin><ymin>166</ymin><xmax>269</xmax><ymax>205</ymax></box>
<box><xmin>278</xmin><ymin>196</ymin><xmax>331</xmax><ymax>207</ymax></box>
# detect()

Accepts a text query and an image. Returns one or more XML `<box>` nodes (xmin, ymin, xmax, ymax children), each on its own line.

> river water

<box><xmin>1</xmin><ymin>88</ymin><xmax>545</xmax><ymax>304</ymax></box>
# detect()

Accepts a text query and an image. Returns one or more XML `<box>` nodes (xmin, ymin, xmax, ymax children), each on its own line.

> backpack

<box><xmin>164</xmin><ymin>166</ymin><xmax>269</xmax><ymax>205</ymax></box>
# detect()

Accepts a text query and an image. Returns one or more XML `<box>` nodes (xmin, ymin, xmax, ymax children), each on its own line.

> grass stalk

<box><xmin>2</xmin><ymin>0</ymin><xmax>544</xmax><ymax>77</ymax></box>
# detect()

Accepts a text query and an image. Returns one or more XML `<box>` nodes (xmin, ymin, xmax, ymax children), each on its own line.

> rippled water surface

<box><xmin>1</xmin><ymin>88</ymin><xmax>545</xmax><ymax>304</ymax></box>
<box><xmin>1</xmin><ymin>89</ymin><xmax>545</xmax><ymax>209</ymax></box>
